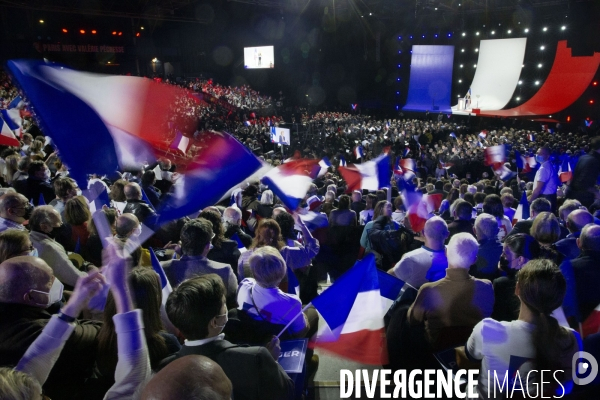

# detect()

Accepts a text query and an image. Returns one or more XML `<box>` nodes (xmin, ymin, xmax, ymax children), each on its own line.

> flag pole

<box><xmin>276</xmin><ymin>303</ymin><xmax>312</xmax><ymax>339</ymax></box>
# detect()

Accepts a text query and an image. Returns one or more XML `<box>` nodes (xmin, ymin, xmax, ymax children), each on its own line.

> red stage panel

<box><xmin>479</xmin><ymin>41</ymin><xmax>600</xmax><ymax>117</ymax></box>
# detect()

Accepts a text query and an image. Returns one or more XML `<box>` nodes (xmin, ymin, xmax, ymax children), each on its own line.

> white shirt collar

<box><xmin>184</xmin><ymin>333</ymin><xmax>225</xmax><ymax>347</ymax></box>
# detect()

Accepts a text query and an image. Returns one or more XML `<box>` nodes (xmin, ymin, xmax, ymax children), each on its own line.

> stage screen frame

<box><xmin>270</xmin><ymin>127</ymin><xmax>290</xmax><ymax>146</ymax></box>
<box><xmin>244</xmin><ymin>46</ymin><xmax>275</xmax><ymax>69</ymax></box>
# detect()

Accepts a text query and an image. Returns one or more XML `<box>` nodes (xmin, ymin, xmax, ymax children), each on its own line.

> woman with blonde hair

<box><xmin>530</xmin><ymin>211</ymin><xmax>561</xmax><ymax>263</ymax></box>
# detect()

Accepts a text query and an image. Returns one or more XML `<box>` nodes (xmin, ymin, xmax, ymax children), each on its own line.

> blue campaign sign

<box><xmin>277</xmin><ymin>339</ymin><xmax>308</xmax><ymax>374</ymax></box>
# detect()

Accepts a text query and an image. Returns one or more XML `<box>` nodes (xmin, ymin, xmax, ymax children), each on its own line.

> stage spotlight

<box><xmin>538</xmin><ymin>63</ymin><xmax>542</xmax><ymax>68</ymax></box>
<box><xmin>473</xmin><ymin>64</ymin><xmax>477</xmax><ymax>68</ymax></box>
<box><xmin>543</xmin><ymin>27</ymin><xmax>548</xmax><ymax>31</ymax></box>
<box><xmin>462</xmin><ymin>32</ymin><xmax>466</xmax><ymax>36</ymax></box>
<box><xmin>461</xmin><ymin>49</ymin><xmax>465</xmax><ymax>52</ymax></box>
<box><xmin>540</xmin><ymin>46</ymin><xmax>545</xmax><ymax>50</ymax></box>
<box><xmin>369</xmin><ymin>12</ymin><xmax>372</xmax><ymax>16</ymax></box>
<box><xmin>118</xmin><ymin>32</ymin><xmax>122</xmax><ymax>36</ymax></box>
<box><xmin>435</xmin><ymin>7</ymin><xmax>438</xmax><ymax>10</ymax></box>
<box><xmin>460</xmin><ymin>64</ymin><xmax>463</xmax><ymax>68</ymax></box>
<box><xmin>524</xmin><ymin>28</ymin><xmax>529</xmax><ymax>33</ymax></box>
<box><xmin>398</xmin><ymin>64</ymin><xmax>401</xmax><ymax>68</ymax></box>
<box><xmin>507</xmin><ymin>30</ymin><xmax>512</xmax><ymax>34</ymax></box>
<box><xmin>398</xmin><ymin>36</ymin><xmax>402</xmax><ymax>40</ymax></box>
<box><xmin>136</xmin><ymin>32</ymin><xmax>140</xmax><ymax>37</ymax></box>
<box><xmin>447</xmin><ymin>33</ymin><xmax>452</xmax><ymax>37</ymax></box>
<box><xmin>567</xmin><ymin>116</ymin><xmax>571</xmax><ymax>122</ymax></box>
<box><xmin>475</xmin><ymin>48</ymin><xmax>479</xmax><ymax>52</ymax></box>
<box><xmin>396</xmin><ymin>92</ymin><xmax>399</xmax><ymax>95</ymax></box>
<box><xmin>518</xmin><ymin>81</ymin><xmax>522</xmax><ymax>85</ymax></box>
<box><xmin>594</xmin><ymin>82</ymin><xmax>598</xmax><ymax>86</ymax></box>
<box><xmin>475</xmin><ymin>32</ymin><xmax>480</xmax><ymax>36</ymax></box>
<box><xmin>91</xmin><ymin>30</ymin><xmax>97</xmax><ymax>34</ymax></box>
<box><xmin>561</xmin><ymin>26</ymin><xmax>566</xmax><ymax>31</ymax></box>
<box><xmin>80</xmin><ymin>29</ymin><xmax>85</xmax><ymax>34</ymax></box>
<box><xmin>39</xmin><ymin>20</ymin><xmax>44</xmax><ymax>23</ymax></box>
<box><xmin>591</xmin><ymin>100</ymin><xmax>595</xmax><ymax>104</ymax></box>
<box><xmin>397</xmin><ymin>78</ymin><xmax>400</xmax><ymax>81</ymax></box>
<box><xmin>141</xmin><ymin>26</ymin><xmax>144</xmax><ymax>30</ymax></box>
<box><xmin>409</xmin><ymin>35</ymin><xmax>413</xmax><ymax>39</ymax></box>
<box><xmin>398</xmin><ymin>50</ymin><xmax>402</xmax><ymax>54</ymax></box>
<box><xmin>112</xmin><ymin>31</ymin><xmax>117</xmax><ymax>35</ymax></box>
<box><xmin>516</xmin><ymin>97</ymin><xmax>521</xmax><ymax>101</ymax></box>
<box><xmin>62</xmin><ymin>28</ymin><xmax>68</xmax><ymax>33</ymax></box>
<box><xmin>458</xmin><ymin>79</ymin><xmax>462</xmax><ymax>83</ymax></box>
<box><xmin>422</xmin><ymin>35</ymin><xmax>425</xmax><ymax>38</ymax></box>
<box><xmin>434</xmin><ymin>34</ymin><xmax>438</xmax><ymax>38</ymax></box>
<box><xmin>535</xmin><ymin>81</ymin><xmax>540</xmax><ymax>85</ymax></box>
<box><xmin>491</xmin><ymin>31</ymin><xmax>495</xmax><ymax>35</ymax></box>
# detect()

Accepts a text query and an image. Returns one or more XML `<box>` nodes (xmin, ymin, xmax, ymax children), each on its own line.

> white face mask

<box><xmin>214</xmin><ymin>313</ymin><xmax>228</xmax><ymax>332</ymax></box>
<box><xmin>31</xmin><ymin>277</ymin><xmax>63</xmax><ymax>307</ymax></box>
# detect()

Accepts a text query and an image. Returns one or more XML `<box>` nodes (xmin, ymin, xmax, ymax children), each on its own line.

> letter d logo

<box><xmin>572</xmin><ymin>351</ymin><xmax>598</xmax><ymax>386</ymax></box>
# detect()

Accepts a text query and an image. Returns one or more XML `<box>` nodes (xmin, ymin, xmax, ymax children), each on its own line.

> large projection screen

<box><xmin>270</xmin><ymin>127</ymin><xmax>290</xmax><ymax>145</ymax></box>
<box><xmin>244</xmin><ymin>46</ymin><xmax>275</xmax><ymax>69</ymax></box>
<box><xmin>453</xmin><ymin>38</ymin><xmax>527</xmax><ymax>113</ymax></box>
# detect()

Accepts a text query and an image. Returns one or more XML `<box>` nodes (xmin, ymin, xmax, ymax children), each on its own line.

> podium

<box><xmin>457</xmin><ymin>98</ymin><xmax>465</xmax><ymax>110</ymax></box>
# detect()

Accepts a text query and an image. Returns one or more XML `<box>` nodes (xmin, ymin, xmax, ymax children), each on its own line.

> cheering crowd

<box><xmin>2</xmin><ymin>70</ymin><xmax>600</xmax><ymax>400</ymax></box>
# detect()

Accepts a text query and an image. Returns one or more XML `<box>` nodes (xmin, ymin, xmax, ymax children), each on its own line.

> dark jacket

<box><xmin>122</xmin><ymin>199</ymin><xmax>158</xmax><ymax>227</ymax></box>
<box><xmin>207</xmin><ymin>239</ymin><xmax>242</xmax><ymax>274</ymax></box>
<box><xmin>160</xmin><ymin>340</ymin><xmax>294</xmax><ymax>400</ymax></box>
<box><xmin>14</xmin><ymin>177</ymin><xmax>55</xmax><ymax>205</ymax></box>
<box><xmin>0</xmin><ymin>303</ymin><xmax>101</xmax><ymax>400</ymax></box>
<box><xmin>470</xmin><ymin>238</ymin><xmax>503</xmax><ymax>281</ymax></box>
<box><xmin>554</xmin><ymin>232</ymin><xmax>581</xmax><ymax>261</ymax></box>
<box><xmin>560</xmin><ymin>250</ymin><xmax>600</xmax><ymax>322</ymax></box>
<box><xmin>224</xmin><ymin>224</ymin><xmax>253</xmax><ymax>248</ymax></box>
<box><xmin>141</xmin><ymin>184</ymin><xmax>162</xmax><ymax>209</ymax></box>
<box><xmin>446</xmin><ymin>219</ymin><xmax>474</xmax><ymax>242</ymax></box>
<box><xmin>492</xmin><ymin>275</ymin><xmax>520</xmax><ymax>322</ymax></box>
<box><xmin>506</xmin><ymin>219</ymin><xmax>533</xmax><ymax>239</ymax></box>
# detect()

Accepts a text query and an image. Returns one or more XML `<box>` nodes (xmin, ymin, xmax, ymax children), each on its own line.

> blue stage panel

<box><xmin>403</xmin><ymin>45</ymin><xmax>455</xmax><ymax>113</ymax></box>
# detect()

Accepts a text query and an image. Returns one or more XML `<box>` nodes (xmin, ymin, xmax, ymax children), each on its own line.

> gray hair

<box><xmin>474</xmin><ymin>213</ymin><xmax>499</xmax><ymax>241</ymax></box>
<box><xmin>447</xmin><ymin>232</ymin><xmax>479</xmax><ymax>269</ymax></box>
<box><xmin>249</xmin><ymin>246</ymin><xmax>286</xmax><ymax>288</ymax></box>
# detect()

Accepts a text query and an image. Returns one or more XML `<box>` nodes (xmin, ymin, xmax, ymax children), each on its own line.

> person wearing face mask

<box><xmin>0</xmin><ymin>256</ymin><xmax>102</xmax><ymax>399</ymax></box>
<box><xmin>29</xmin><ymin>206</ymin><xmax>93</xmax><ymax>289</ymax></box>
<box><xmin>491</xmin><ymin>233</ymin><xmax>540</xmax><ymax>322</ymax></box>
<box><xmin>48</xmin><ymin>177</ymin><xmax>79</xmax><ymax>218</ymax></box>
<box><xmin>0</xmin><ymin>229</ymin><xmax>38</xmax><ymax>263</ymax></box>
<box><xmin>12</xmin><ymin>160</ymin><xmax>55</xmax><ymax>206</ymax></box>
<box><xmin>160</xmin><ymin>273</ymin><xmax>294</xmax><ymax>400</ymax></box>
<box><xmin>530</xmin><ymin>146</ymin><xmax>558</xmax><ymax>213</ymax></box>
<box><xmin>0</xmin><ymin>192</ymin><xmax>33</xmax><ymax>233</ymax></box>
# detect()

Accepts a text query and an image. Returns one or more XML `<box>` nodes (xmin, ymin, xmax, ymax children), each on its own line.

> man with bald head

<box><xmin>29</xmin><ymin>205</ymin><xmax>90</xmax><ymax>288</ymax></box>
<box><xmin>122</xmin><ymin>182</ymin><xmax>157</xmax><ymax>226</ymax></box>
<box><xmin>0</xmin><ymin>192</ymin><xmax>33</xmax><ymax>232</ymax></box>
<box><xmin>560</xmin><ymin>224</ymin><xmax>600</xmax><ymax>324</ymax></box>
<box><xmin>141</xmin><ymin>355</ymin><xmax>232</xmax><ymax>400</ymax></box>
<box><xmin>0</xmin><ymin>256</ymin><xmax>100</xmax><ymax>399</ymax></box>
<box><xmin>388</xmin><ymin>216</ymin><xmax>449</xmax><ymax>289</ymax></box>
<box><xmin>555</xmin><ymin>209</ymin><xmax>594</xmax><ymax>261</ymax></box>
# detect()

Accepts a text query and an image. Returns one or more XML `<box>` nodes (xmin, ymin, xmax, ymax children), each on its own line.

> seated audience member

<box><xmin>256</xmin><ymin>190</ymin><xmax>274</xmax><ymax>219</ymax></box>
<box><xmin>0</xmin><ymin>192</ymin><xmax>32</xmax><ymax>233</ymax></box>
<box><xmin>359</xmin><ymin>194</ymin><xmax>377</xmax><ymax>225</ymax></box>
<box><xmin>558</xmin><ymin>199</ymin><xmax>583</xmax><ymax>228</ymax></box>
<box><xmin>321</xmin><ymin>190</ymin><xmax>337</xmax><ymax>217</ymax></box>
<box><xmin>237</xmin><ymin>247</ymin><xmax>312</xmax><ymax>337</ymax></box>
<box><xmin>122</xmin><ymin>182</ymin><xmax>158</xmax><ymax>227</ymax></box>
<box><xmin>13</xmin><ymin>160</ymin><xmax>55</xmax><ymax>206</ymax></box>
<box><xmin>554</xmin><ymin>209</ymin><xmax>593</xmax><ymax>261</ymax></box>
<box><xmin>483</xmin><ymin>194</ymin><xmax>512</xmax><ymax>242</ymax></box>
<box><xmin>492</xmin><ymin>234</ymin><xmax>541</xmax><ymax>322</ymax></box>
<box><xmin>63</xmin><ymin>196</ymin><xmax>91</xmax><ymax>252</ymax></box>
<box><xmin>96</xmin><ymin>268</ymin><xmax>180</xmax><ymax>393</ymax></box>
<box><xmin>162</xmin><ymin>274</ymin><xmax>295</xmax><ymax>400</ymax></box>
<box><xmin>350</xmin><ymin>190</ymin><xmax>365</xmax><ymax>217</ymax></box>
<box><xmin>408</xmin><ymin>233</ymin><xmax>494</xmax><ymax>345</ymax></box>
<box><xmin>470</xmin><ymin>213</ymin><xmax>503</xmax><ymax>281</ymax></box>
<box><xmin>446</xmin><ymin>199</ymin><xmax>475</xmax><ymax>241</ymax></box>
<box><xmin>109</xmin><ymin>179</ymin><xmax>128</xmax><ymax>215</ymax></box>
<box><xmin>238</xmin><ymin>217</ymin><xmax>319</xmax><ymax>280</ymax></box>
<box><xmin>0</xmin><ymin>229</ymin><xmax>35</xmax><ymax>263</ymax></box>
<box><xmin>530</xmin><ymin>212</ymin><xmax>561</xmax><ymax>263</ymax></box>
<box><xmin>49</xmin><ymin>177</ymin><xmax>79</xmax><ymax>216</ymax></box>
<box><xmin>439</xmin><ymin>188</ymin><xmax>459</xmax><ymax>220</ymax></box>
<box><xmin>200</xmin><ymin>209</ymin><xmax>241</xmax><ymax>272</ymax></box>
<box><xmin>29</xmin><ymin>206</ymin><xmax>91</xmax><ymax>288</ymax></box>
<box><xmin>161</xmin><ymin>218</ymin><xmax>238</xmax><ymax>307</ymax></box>
<box><xmin>82</xmin><ymin>208</ymin><xmax>118</xmax><ymax>268</ymax></box>
<box><xmin>140</xmin><ymin>355</ymin><xmax>232</xmax><ymax>400</ymax></box>
<box><xmin>0</xmin><ymin>256</ymin><xmax>101</xmax><ymax>399</ymax></box>
<box><xmin>388</xmin><ymin>216</ymin><xmax>449</xmax><ymax>289</ymax></box>
<box><xmin>391</xmin><ymin>196</ymin><xmax>405</xmax><ymax>225</ymax></box>
<box><xmin>222</xmin><ymin>206</ymin><xmax>252</xmax><ymax>248</ymax></box>
<box><xmin>506</xmin><ymin>198</ymin><xmax>551</xmax><ymax>239</ymax></box>
<box><xmin>466</xmin><ymin>259</ymin><xmax>580</xmax><ymax>398</ymax></box>
<box><xmin>328</xmin><ymin>194</ymin><xmax>357</xmax><ymax>227</ymax></box>
<box><xmin>141</xmin><ymin>170</ymin><xmax>162</xmax><ymax>209</ymax></box>
<box><xmin>12</xmin><ymin>156</ymin><xmax>29</xmax><ymax>183</ymax></box>
<box><xmin>361</xmin><ymin>200</ymin><xmax>399</xmax><ymax>253</ymax></box>
<box><xmin>560</xmin><ymin>224</ymin><xmax>600</xmax><ymax>324</ymax></box>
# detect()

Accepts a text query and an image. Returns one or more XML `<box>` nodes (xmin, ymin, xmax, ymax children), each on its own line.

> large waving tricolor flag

<box><xmin>157</xmin><ymin>132</ymin><xmax>262</xmax><ymax>224</ymax></box>
<box><xmin>484</xmin><ymin>144</ymin><xmax>506</xmax><ymax>166</ymax></box>
<box><xmin>0</xmin><ymin>115</ymin><xmax>20</xmax><ymax>147</ymax></box>
<box><xmin>513</xmin><ymin>191</ymin><xmax>530</xmax><ymax>225</ymax></box>
<box><xmin>309</xmin><ymin>254</ymin><xmax>403</xmax><ymax>364</ymax></box>
<box><xmin>492</xmin><ymin>164</ymin><xmax>517</xmax><ymax>181</ymax></box>
<box><xmin>515</xmin><ymin>150</ymin><xmax>537</xmax><ymax>173</ymax></box>
<box><xmin>261</xmin><ymin>158</ymin><xmax>320</xmax><ymax>211</ymax></box>
<box><xmin>338</xmin><ymin>154</ymin><xmax>390</xmax><ymax>192</ymax></box>
<box><xmin>317</xmin><ymin>157</ymin><xmax>332</xmax><ymax>178</ymax></box>
<box><xmin>6</xmin><ymin>60</ymin><xmax>194</xmax><ymax>185</ymax></box>
<box><xmin>170</xmin><ymin>130</ymin><xmax>191</xmax><ymax>155</ymax></box>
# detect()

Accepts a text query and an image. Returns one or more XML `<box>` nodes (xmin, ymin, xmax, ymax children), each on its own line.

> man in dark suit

<box><xmin>560</xmin><ymin>224</ymin><xmax>600</xmax><ymax>323</ymax></box>
<box><xmin>13</xmin><ymin>160</ymin><xmax>55</xmax><ymax>205</ymax></box>
<box><xmin>161</xmin><ymin>218</ymin><xmax>238</xmax><ymax>307</ymax></box>
<box><xmin>446</xmin><ymin>200</ymin><xmax>475</xmax><ymax>241</ymax></box>
<box><xmin>505</xmin><ymin>198</ymin><xmax>551</xmax><ymax>239</ymax></box>
<box><xmin>555</xmin><ymin>209</ymin><xmax>593</xmax><ymax>261</ymax></box>
<box><xmin>161</xmin><ymin>274</ymin><xmax>294</xmax><ymax>400</ymax></box>
<box><xmin>470</xmin><ymin>213</ymin><xmax>503</xmax><ymax>281</ymax></box>
<box><xmin>122</xmin><ymin>182</ymin><xmax>158</xmax><ymax>228</ymax></box>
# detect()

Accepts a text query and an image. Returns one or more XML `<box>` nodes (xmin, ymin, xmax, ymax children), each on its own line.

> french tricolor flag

<box><xmin>484</xmin><ymin>144</ymin><xmax>505</xmax><ymax>166</ymax></box>
<box><xmin>449</xmin><ymin>132</ymin><xmax>457</xmax><ymax>139</ymax></box>
<box><xmin>157</xmin><ymin>132</ymin><xmax>263</xmax><ymax>224</ymax></box>
<box><xmin>6</xmin><ymin>60</ymin><xmax>194</xmax><ymax>185</ymax></box>
<box><xmin>0</xmin><ymin>116</ymin><xmax>20</xmax><ymax>147</ymax></box>
<box><xmin>309</xmin><ymin>254</ymin><xmax>403</xmax><ymax>364</ymax></box>
<box><xmin>317</xmin><ymin>157</ymin><xmax>332</xmax><ymax>178</ymax></box>
<box><xmin>399</xmin><ymin>158</ymin><xmax>416</xmax><ymax>173</ymax></box>
<box><xmin>8</xmin><ymin>95</ymin><xmax>25</xmax><ymax>109</ymax></box>
<box><xmin>558</xmin><ymin>158</ymin><xmax>573</xmax><ymax>183</ymax></box>
<box><xmin>515</xmin><ymin>150</ymin><xmax>537</xmax><ymax>173</ymax></box>
<box><xmin>0</xmin><ymin>108</ymin><xmax>22</xmax><ymax>131</ymax></box>
<box><xmin>527</xmin><ymin>133</ymin><xmax>535</xmax><ymax>142</ymax></box>
<box><xmin>478</xmin><ymin>130</ymin><xmax>488</xmax><ymax>140</ymax></box>
<box><xmin>150</xmin><ymin>247</ymin><xmax>172</xmax><ymax>305</ymax></box>
<box><xmin>354</xmin><ymin>145</ymin><xmax>364</xmax><ymax>159</ymax></box>
<box><xmin>169</xmin><ymin>130</ymin><xmax>191</xmax><ymax>154</ymax></box>
<box><xmin>402</xmin><ymin>147</ymin><xmax>410</xmax><ymax>157</ymax></box>
<box><xmin>513</xmin><ymin>191</ymin><xmax>530</xmax><ymax>225</ymax></box>
<box><xmin>261</xmin><ymin>159</ymin><xmax>319</xmax><ymax>210</ymax></box>
<box><xmin>244</xmin><ymin>120</ymin><xmax>252</xmax><ymax>126</ymax></box>
<box><xmin>338</xmin><ymin>154</ymin><xmax>390</xmax><ymax>192</ymax></box>
<box><xmin>339</xmin><ymin>157</ymin><xmax>347</xmax><ymax>167</ymax></box>
<box><xmin>492</xmin><ymin>163</ymin><xmax>517</xmax><ymax>181</ymax></box>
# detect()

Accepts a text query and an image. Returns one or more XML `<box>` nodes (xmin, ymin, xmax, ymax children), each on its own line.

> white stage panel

<box><xmin>453</xmin><ymin>38</ymin><xmax>527</xmax><ymax>112</ymax></box>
